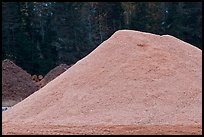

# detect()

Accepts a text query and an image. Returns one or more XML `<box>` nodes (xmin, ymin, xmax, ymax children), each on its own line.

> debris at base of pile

<box><xmin>38</xmin><ymin>75</ymin><xmax>43</xmax><ymax>81</ymax></box>
<box><xmin>32</xmin><ymin>75</ymin><xmax>39</xmax><ymax>82</ymax></box>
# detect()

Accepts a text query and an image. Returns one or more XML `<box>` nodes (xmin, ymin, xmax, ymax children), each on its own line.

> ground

<box><xmin>2</xmin><ymin>123</ymin><xmax>202</xmax><ymax>135</ymax></box>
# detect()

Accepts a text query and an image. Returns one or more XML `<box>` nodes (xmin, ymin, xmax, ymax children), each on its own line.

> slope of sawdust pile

<box><xmin>38</xmin><ymin>64</ymin><xmax>71</xmax><ymax>88</ymax></box>
<box><xmin>2</xmin><ymin>59</ymin><xmax>39</xmax><ymax>107</ymax></box>
<box><xmin>2</xmin><ymin>30</ymin><xmax>202</xmax><ymax>135</ymax></box>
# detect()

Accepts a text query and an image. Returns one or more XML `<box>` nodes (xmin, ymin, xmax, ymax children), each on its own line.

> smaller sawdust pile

<box><xmin>39</xmin><ymin>64</ymin><xmax>72</xmax><ymax>88</ymax></box>
<box><xmin>2</xmin><ymin>59</ymin><xmax>39</xmax><ymax>107</ymax></box>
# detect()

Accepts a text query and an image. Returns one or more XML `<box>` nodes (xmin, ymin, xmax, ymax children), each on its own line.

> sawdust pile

<box><xmin>2</xmin><ymin>59</ymin><xmax>39</xmax><ymax>107</ymax></box>
<box><xmin>2</xmin><ymin>30</ymin><xmax>202</xmax><ymax>135</ymax></box>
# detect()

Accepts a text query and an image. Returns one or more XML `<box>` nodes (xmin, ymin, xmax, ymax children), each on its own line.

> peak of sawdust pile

<box><xmin>2</xmin><ymin>30</ymin><xmax>202</xmax><ymax>135</ymax></box>
<box><xmin>2</xmin><ymin>59</ymin><xmax>39</xmax><ymax>107</ymax></box>
<box><xmin>39</xmin><ymin>64</ymin><xmax>71</xmax><ymax>88</ymax></box>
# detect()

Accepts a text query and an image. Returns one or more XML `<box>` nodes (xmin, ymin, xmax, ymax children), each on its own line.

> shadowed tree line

<box><xmin>2</xmin><ymin>2</ymin><xmax>202</xmax><ymax>75</ymax></box>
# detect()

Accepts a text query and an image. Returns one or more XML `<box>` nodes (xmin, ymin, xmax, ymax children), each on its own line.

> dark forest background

<box><xmin>2</xmin><ymin>2</ymin><xmax>202</xmax><ymax>75</ymax></box>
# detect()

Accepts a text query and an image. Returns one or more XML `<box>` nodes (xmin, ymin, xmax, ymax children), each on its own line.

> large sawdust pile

<box><xmin>39</xmin><ymin>64</ymin><xmax>71</xmax><ymax>88</ymax></box>
<box><xmin>2</xmin><ymin>30</ymin><xmax>202</xmax><ymax>135</ymax></box>
<box><xmin>2</xmin><ymin>59</ymin><xmax>39</xmax><ymax>107</ymax></box>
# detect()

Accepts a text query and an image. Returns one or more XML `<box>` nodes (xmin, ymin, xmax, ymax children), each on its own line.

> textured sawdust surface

<box><xmin>2</xmin><ymin>30</ymin><xmax>202</xmax><ymax>135</ymax></box>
